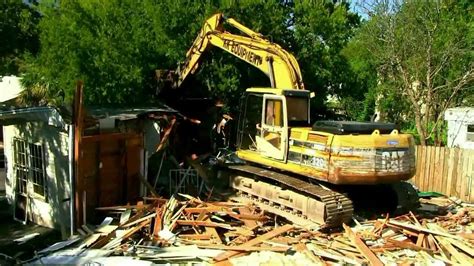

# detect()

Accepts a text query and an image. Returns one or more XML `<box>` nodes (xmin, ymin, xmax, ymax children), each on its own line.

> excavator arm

<box><xmin>173</xmin><ymin>13</ymin><xmax>305</xmax><ymax>90</ymax></box>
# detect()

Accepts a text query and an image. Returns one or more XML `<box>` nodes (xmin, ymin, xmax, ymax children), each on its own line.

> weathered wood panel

<box><xmin>413</xmin><ymin>146</ymin><xmax>474</xmax><ymax>202</ymax></box>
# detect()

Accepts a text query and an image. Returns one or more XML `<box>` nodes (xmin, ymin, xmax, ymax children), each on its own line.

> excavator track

<box><xmin>227</xmin><ymin>165</ymin><xmax>354</xmax><ymax>228</ymax></box>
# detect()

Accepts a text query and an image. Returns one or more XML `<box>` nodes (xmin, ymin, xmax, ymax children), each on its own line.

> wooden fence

<box><xmin>412</xmin><ymin>145</ymin><xmax>474</xmax><ymax>203</ymax></box>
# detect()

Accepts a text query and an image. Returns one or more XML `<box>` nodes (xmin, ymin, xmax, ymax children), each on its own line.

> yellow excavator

<box><xmin>161</xmin><ymin>13</ymin><xmax>418</xmax><ymax>227</ymax></box>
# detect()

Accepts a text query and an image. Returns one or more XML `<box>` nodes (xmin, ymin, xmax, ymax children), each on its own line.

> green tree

<box><xmin>352</xmin><ymin>0</ymin><xmax>473</xmax><ymax>145</ymax></box>
<box><xmin>21</xmin><ymin>0</ymin><xmax>362</xmax><ymax>120</ymax></box>
<box><xmin>293</xmin><ymin>0</ymin><xmax>361</xmax><ymax>119</ymax></box>
<box><xmin>21</xmin><ymin>0</ymin><xmax>294</xmax><ymax>107</ymax></box>
<box><xmin>0</xmin><ymin>0</ymin><xmax>40</xmax><ymax>75</ymax></box>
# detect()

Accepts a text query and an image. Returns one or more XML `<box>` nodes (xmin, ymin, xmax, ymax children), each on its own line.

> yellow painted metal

<box><xmin>177</xmin><ymin>13</ymin><xmax>305</xmax><ymax>91</ymax></box>
<box><xmin>237</xmin><ymin>148</ymin><xmax>329</xmax><ymax>180</ymax></box>
<box><xmin>237</xmin><ymin>126</ymin><xmax>415</xmax><ymax>185</ymax></box>
<box><xmin>174</xmin><ymin>13</ymin><xmax>416</xmax><ymax>186</ymax></box>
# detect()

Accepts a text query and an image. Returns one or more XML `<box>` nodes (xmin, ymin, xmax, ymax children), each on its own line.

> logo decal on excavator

<box><xmin>223</xmin><ymin>40</ymin><xmax>263</xmax><ymax>66</ymax></box>
<box><xmin>387</xmin><ymin>140</ymin><xmax>399</xmax><ymax>145</ymax></box>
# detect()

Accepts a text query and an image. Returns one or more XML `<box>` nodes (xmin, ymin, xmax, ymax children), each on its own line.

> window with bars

<box><xmin>13</xmin><ymin>138</ymin><xmax>47</xmax><ymax>199</ymax></box>
<box><xmin>467</xmin><ymin>125</ymin><xmax>474</xmax><ymax>142</ymax></box>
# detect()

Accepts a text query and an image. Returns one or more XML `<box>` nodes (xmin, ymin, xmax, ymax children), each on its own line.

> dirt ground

<box><xmin>0</xmin><ymin>194</ymin><xmax>62</xmax><ymax>265</ymax></box>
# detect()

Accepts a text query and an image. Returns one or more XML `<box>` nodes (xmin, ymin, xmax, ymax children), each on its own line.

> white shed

<box><xmin>444</xmin><ymin>107</ymin><xmax>474</xmax><ymax>149</ymax></box>
<box><xmin>0</xmin><ymin>76</ymin><xmax>24</xmax><ymax>103</ymax></box>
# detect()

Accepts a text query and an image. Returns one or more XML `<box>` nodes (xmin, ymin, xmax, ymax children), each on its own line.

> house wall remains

<box><xmin>445</xmin><ymin>108</ymin><xmax>474</xmax><ymax>149</ymax></box>
<box><xmin>3</xmin><ymin>122</ymin><xmax>71</xmax><ymax>231</ymax></box>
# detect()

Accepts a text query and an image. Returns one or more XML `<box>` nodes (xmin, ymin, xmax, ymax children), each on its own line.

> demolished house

<box><xmin>0</xmin><ymin>95</ymin><xmax>180</xmax><ymax>235</ymax></box>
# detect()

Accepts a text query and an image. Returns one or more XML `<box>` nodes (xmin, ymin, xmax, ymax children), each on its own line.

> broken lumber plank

<box><xmin>429</xmin><ymin>223</ymin><xmax>474</xmax><ymax>257</ymax></box>
<box><xmin>448</xmin><ymin>238</ymin><xmax>474</xmax><ymax>258</ymax></box>
<box><xmin>103</xmin><ymin>220</ymin><xmax>150</xmax><ymax>249</ymax></box>
<box><xmin>294</xmin><ymin>243</ymin><xmax>325</xmax><ymax>265</ymax></box>
<box><xmin>197</xmin><ymin>245</ymin><xmax>289</xmax><ymax>252</ymax></box>
<box><xmin>416</xmin><ymin>233</ymin><xmax>426</xmax><ymax>247</ymax></box>
<box><xmin>183</xmin><ymin>206</ymin><xmax>229</xmax><ymax>214</ymax></box>
<box><xmin>307</xmin><ymin>243</ymin><xmax>361</xmax><ymax>265</ymax></box>
<box><xmin>213</xmin><ymin>260</ymin><xmax>233</xmax><ymax>266</ymax></box>
<box><xmin>373</xmin><ymin>214</ymin><xmax>389</xmax><ymax>236</ymax></box>
<box><xmin>77</xmin><ymin>233</ymin><xmax>101</xmax><ymax>249</ymax></box>
<box><xmin>386</xmin><ymin>239</ymin><xmax>432</xmax><ymax>252</ymax></box>
<box><xmin>121</xmin><ymin>212</ymin><xmax>156</xmax><ymax>228</ymax></box>
<box><xmin>214</xmin><ymin>224</ymin><xmax>294</xmax><ymax>262</ymax></box>
<box><xmin>409</xmin><ymin>211</ymin><xmax>428</xmax><ymax>248</ymax></box>
<box><xmin>95</xmin><ymin>204</ymin><xmax>151</xmax><ymax>211</ymax></box>
<box><xmin>179</xmin><ymin>234</ymin><xmax>212</xmax><ymax>240</ymax></box>
<box><xmin>388</xmin><ymin>220</ymin><xmax>464</xmax><ymax>240</ymax></box>
<box><xmin>152</xmin><ymin>207</ymin><xmax>163</xmax><ymax>241</ymax></box>
<box><xmin>427</xmin><ymin>224</ymin><xmax>474</xmax><ymax>264</ymax></box>
<box><xmin>204</xmin><ymin>218</ymin><xmax>223</xmax><ymax>244</ymax></box>
<box><xmin>175</xmin><ymin>220</ymin><xmax>232</xmax><ymax>229</ymax></box>
<box><xmin>238</xmin><ymin>207</ymin><xmax>258</xmax><ymax>229</ymax></box>
<box><xmin>431</xmin><ymin>234</ymin><xmax>473</xmax><ymax>265</ymax></box>
<box><xmin>226</xmin><ymin>211</ymin><xmax>267</xmax><ymax>221</ymax></box>
<box><xmin>343</xmin><ymin>224</ymin><xmax>384</xmax><ymax>266</ymax></box>
<box><xmin>457</xmin><ymin>232</ymin><xmax>474</xmax><ymax>240</ymax></box>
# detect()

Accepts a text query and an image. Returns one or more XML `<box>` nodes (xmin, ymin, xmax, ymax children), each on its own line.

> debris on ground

<box><xmin>28</xmin><ymin>194</ymin><xmax>474</xmax><ymax>265</ymax></box>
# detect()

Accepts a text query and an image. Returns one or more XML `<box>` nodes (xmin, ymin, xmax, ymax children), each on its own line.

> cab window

<box><xmin>264</xmin><ymin>99</ymin><xmax>283</xmax><ymax>127</ymax></box>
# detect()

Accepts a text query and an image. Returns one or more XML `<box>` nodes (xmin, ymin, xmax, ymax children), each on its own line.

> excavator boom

<box><xmin>175</xmin><ymin>13</ymin><xmax>304</xmax><ymax>90</ymax></box>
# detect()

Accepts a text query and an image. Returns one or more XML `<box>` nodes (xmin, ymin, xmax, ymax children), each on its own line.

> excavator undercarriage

<box><xmin>227</xmin><ymin>165</ymin><xmax>353</xmax><ymax>228</ymax></box>
<box><xmin>221</xmin><ymin>163</ymin><xmax>418</xmax><ymax>229</ymax></box>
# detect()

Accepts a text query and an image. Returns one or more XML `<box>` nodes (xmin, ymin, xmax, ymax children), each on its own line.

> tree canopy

<box><xmin>0</xmin><ymin>0</ymin><xmax>40</xmax><ymax>75</ymax></box>
<box><xmin>4</xmin><ymin>0</ymin><xmax>472</xmax><ymax>146</ymax></box>
<box><xmin>350</xmin><ymin>0</ymin><xmax>473</xmax><ymax>145</ymax></box>
<box><xmin>19</xmin><ymin>0</ymin><xmax>360</xmax><ymax>117</ymax></box>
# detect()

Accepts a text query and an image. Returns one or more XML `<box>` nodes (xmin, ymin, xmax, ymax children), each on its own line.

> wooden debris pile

<box><xmin>31</xmin><ymin>195</ymin><xmax>474</xmax><ymax>265</ymax></box>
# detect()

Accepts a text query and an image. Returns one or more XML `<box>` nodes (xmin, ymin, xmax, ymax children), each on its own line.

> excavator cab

<box><xmin>237</xmin><ymin>88</ymin><xmax>311</xmax><ymax>162</ymax></box>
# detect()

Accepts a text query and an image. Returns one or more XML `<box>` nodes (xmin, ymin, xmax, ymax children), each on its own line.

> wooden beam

<box><xmin>73</xmin><ymin>81</ymin><xmax>84</xmax><ymax>230</ymax></box>
<box><xmin>183</xmin><ymin>206</ymin><xmax>229</xmax><ymax>214</ymax></box>
<box><xmin>156</xmin><ymin>117</ymin><xmax>176</xmax><ymax>152</ymax></box>
<box><xmin>103</xmin><ymin>219</ymin><xmax>150</xmax><ymax>249</ymax></box>
<box><xmin>179</xmin><ymin>234</ymin><xmax>212</xmax><ymax>240</ymax></box>
<box><xmin>238</xmin><ymin>207</ymin><xmax>258</xmax><ymax>229</ymax></box>
<box><xmin>294</xmin><ymin>243</ymin><xmax>325</xmax><ymax>265</ymax></box>
<box><xmin>121</xmin><ymin>212</ymin><xmax>156</xmax><ymax>228</ymax></box>
<box><xmin>175</xmin><ymin>220</ymin><xmax>232</xmax><ymax>229</ymax></box>
<box><xmin>388</xmin><ymin>220</ymin><xmax>464</xmax><ymax>240</ymax></box>
<box><xmin>214</xmin><ymin>224</ymin><xmax>294</xmax><ymax>262</ymax></box>
<box><xmin>343</xmin><ymin>224</ymin><xmax>384</xmax><ymax>266</ymax></box>
<box><xmin>226</xmin><ymin>212</ymin><xmax>267</xmax><ymax>221</ymax></box>
<box><xmin>152</xmin><ymin>207</ymin><xmax>163</xmax><ymax>241</ymax></box>
<box><xmin>198</xmin><ymin>245</ymin><xmax>289</xmax><ymax>252</ymax></box>
<box><xmin>82</xmin><ymin>132</ymin><xmax>141</xmax><ymax>142</ymax></box>
<box><xmin>386</xmin><ymin>239</ymin><xmax>432</xmax><ymax>252</ymax></box>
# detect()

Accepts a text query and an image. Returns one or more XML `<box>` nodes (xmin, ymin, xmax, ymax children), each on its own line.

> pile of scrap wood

<box><xmin>29</xmin><ymin>195</ymin><xmax>473</xmax><ymax>265</ymax></box>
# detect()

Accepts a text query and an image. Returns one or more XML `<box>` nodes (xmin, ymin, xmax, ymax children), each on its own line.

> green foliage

<box><xmin>403</xmin><ymin>121</ymin><xmax>448</xmax><ymax>146</ymax></box>
<box><xmin>293</xmin><ymin>0</ymin><xmax>361</xmax><ymax>116</ymax></box>
<box><xmin>0</xmin><ymin>0</ymin><xmax>40</xmax><ymax>75</ymax></box>
<box><xmin>20</xmin><ymin>0</ymin><xmax>362</xmax><ymax>116</ymax></box>
<box><xmin>23</xmin><ymin>0</ymin><xmax>176</xmax><ymax>105</ymax></box>
<box><xmin>348</xmin><ymin>0</ymin><xmax>473</xmax><ymax>145</ymax></box>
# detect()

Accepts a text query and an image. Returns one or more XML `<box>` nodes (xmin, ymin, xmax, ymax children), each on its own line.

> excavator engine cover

<box><xmin>312</xmin><ymin>120</ymin><xmax>398</xmax><ymax>135</ymax></box>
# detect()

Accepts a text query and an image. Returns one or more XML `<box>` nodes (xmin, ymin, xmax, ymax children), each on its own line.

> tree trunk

<box><xmin>414</xmin><ymin>113</ymin><xmax>426</xmax><ymax>146</ymax></box>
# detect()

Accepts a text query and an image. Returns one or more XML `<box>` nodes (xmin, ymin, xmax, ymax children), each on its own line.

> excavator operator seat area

<box><xmin>237</xmin><ymin>92</ymin><xmax>289</xmax><ymax>161</ymax></box>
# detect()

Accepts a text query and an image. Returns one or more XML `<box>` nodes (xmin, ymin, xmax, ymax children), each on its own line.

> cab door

<box><xmin>256</xmin><ymin>95</ymin><xmax>288</xmax><ymax>161</ymax></box>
